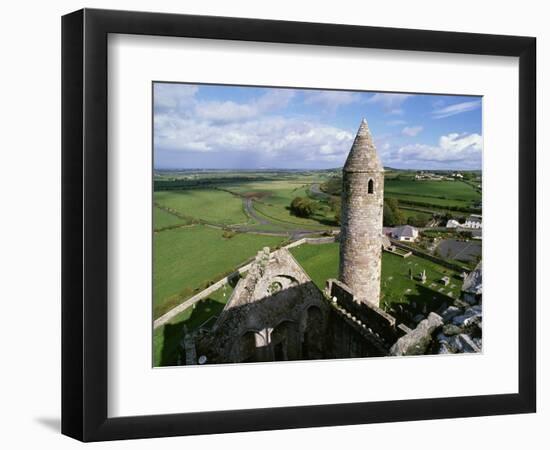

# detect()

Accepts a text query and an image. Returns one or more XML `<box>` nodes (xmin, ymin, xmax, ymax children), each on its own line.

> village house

<box><xmin>391</xmin><ymin>225</ymin><xmax>419</xmax><ymax>242</ymax></box>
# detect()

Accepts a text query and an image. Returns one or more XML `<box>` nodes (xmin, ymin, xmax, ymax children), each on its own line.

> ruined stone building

<box><xmin>192</xmin><ymin>247</ymin><xmax>329</xmax><ymax>364</ymax></box>
<box><xmin>184</xmin><ymin>119</ymin><xmax>482</xmax><ymax>365</ymax></box>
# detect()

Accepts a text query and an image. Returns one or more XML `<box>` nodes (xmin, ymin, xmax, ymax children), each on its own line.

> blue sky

<box><xmin>153</xmin><ymin>82</ymin><xmax>482</xmax><ymax>170</ymax></box>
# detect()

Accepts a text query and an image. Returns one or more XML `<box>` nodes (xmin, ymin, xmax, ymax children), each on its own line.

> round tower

<box><xmin>339</xmin><ymin>119</ymin><xmax>384</xmax><ymax>307</ymax></box>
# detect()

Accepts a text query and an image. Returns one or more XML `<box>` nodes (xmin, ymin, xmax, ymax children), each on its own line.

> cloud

<box><xmin>154</xmin><ymin>85</ymin><xmax>355</xmax><ymax>165</ymax></box>
<box><xmin>153</xmin><ymin>83</ymin><xmax>198</xmax><ymax>112</ymax></box>
<box><xmin>195</xmin><ymin>89</ymin><xmax>295</xmax><ymax>123</ymax></box>
<box><xmin>367</xmin><ymin>93</ymin><xmax>412</xmax><ymax>115</ymax></box>
<box><xmin>402</xmin><ymin>125</ymin><xmax>423</xmax><ymax>137</ymax></box>
<box><xmin>386</xmin><ymin>119</ymin><xmax>407</xmax><ymax>126</ymax></box>
<box><xmin>382</xmin><ymin>132</ymin><xmax>482</xmax><ymax>169</ymax></box>
<box><xmin>432</xmin><ymin>100</ymin><xmax>481</xmax><ymax>119</ymax></box>
<box><xmin>154</xmin><ymin>114</ymin><xmax>354</xmax><ymax>163</ymax></box>
<box><xmin>195</xmin><ymin>101</ymin><xmax>257</xmax><ymax>123</ymax></box>
<box><xmin>303</xmin><ymin>91</ymin><xmax>360</xmax><ymax>111</ymax></box>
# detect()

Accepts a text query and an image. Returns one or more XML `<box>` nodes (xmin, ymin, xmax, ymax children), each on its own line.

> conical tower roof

<box><xmin>343</xmin><ymin>119</ymin><xmax>383</xmax><ymax>172</ymax></box>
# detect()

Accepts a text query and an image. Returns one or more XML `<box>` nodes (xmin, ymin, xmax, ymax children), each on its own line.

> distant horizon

<box><xmin>153</xmin><ymin>167</ymin><xmax>482</xmax><ymax>172</ymax></box>
<box><xmin>154</xmin><ymin>83</ymin><xmax>482</xmax><ymax>171</ymax></box>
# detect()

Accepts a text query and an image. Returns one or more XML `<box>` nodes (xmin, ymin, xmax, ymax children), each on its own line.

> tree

<box><xmin>290</xmin><ymin>197</ymin><xmax>316</xmax><ymax>218</ymax></box>
<box><xmin>407</xmin><ymin>214</ymin><xmax>427</xmax><ymax>227</ymax></box>
<box><xmin>383</xmin><ymin>198</ymin><xmax>406</xmax><ymax>226</ymax></box>
<box><xmin>329</xmin><ymin>197</ymin><xmax>342</xmax><ymax>225</ymax></box>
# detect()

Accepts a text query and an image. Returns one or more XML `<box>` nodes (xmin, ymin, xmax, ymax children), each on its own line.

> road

<box><xmin>242</xmin><ymin>198</ymin><xmax>271</xmax><ymax>226</ymax></box>
<box><xmin>309</xmin><ymin>183</ymin><xmax>332</xmax><ymax>199</ymax></box>
<box><xmin>235</xmin><ymin>197</ymin><xmax>333</xmax><ymax>240</ymax></box>
<box><xmin>157</xmin><ymin>184</ymin><xmax>337</xmax><ymax>240</ymax></box>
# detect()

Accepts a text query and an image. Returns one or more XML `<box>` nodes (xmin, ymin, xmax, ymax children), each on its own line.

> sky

<box><xmin>153</xmin><ymin>82</ymin><xmax>482</xmax><ymax>170</ymax></box>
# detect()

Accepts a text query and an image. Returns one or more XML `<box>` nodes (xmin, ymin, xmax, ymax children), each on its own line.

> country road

<box><xmin>309</xmin><ymin>183</ymin><xmax>332</xmax><ymax>199</ymax></box>
<box><xmin>156</xmin><ymin>185</ymin><xmax>337</xmax><ymax>240</ymax></box>
<box><xmin>235</xmin><ymin>197</ymin><xmax>333</xmax><ymax>240</ymax></box>
<box><xmin>242</xmin><ymin>198</ymin><xmax>271</xmax><ymax>225</ymax></box>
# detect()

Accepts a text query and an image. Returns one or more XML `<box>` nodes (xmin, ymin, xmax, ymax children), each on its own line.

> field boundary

<box><xmin>153</xmin><ymin>261</ymin><xmax>253</xmax><ymax>330</ymax></box>
<box><xmin>390</xmin><ymin>239</ymin><xmax>470</xmax><ymax>273</ymax></box>
<box><xmin>153</xmin><ymin>236</ymin><xmax>336</xmax><ymax>330</ymax></box>
<box><xmin>253</xmin><ymin>199</ymin><xmax>335</xmax><ymax>230</ymax></box>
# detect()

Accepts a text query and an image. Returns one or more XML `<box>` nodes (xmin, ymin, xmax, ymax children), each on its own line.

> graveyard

<box><xmin>290</xmin><ymin>242</ymin><xmax>463</xmax><ymax>313</ymax></box>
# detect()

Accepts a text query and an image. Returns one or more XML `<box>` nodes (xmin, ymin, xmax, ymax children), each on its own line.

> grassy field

<box><xmin>153</xmin><ymin>206</ymin><xmax>189</xmax><ymax>230</ymax></box>
<box><xmin>253</xmin><ymin>201</ymin><xmax>335</xmax><ymax>229</ymax></box>
<box><xmin>153</xmin><ymin>284</ymin><xmax>233</xmax><ymax>366</ymax></box>
<box><xmin>385</xmin><ymin>193</ymin><xmax>474</xmax><ymax>209</ymax></box>
<box><xmin>385</xmin><ymin>179</ymin><xmax>480</xmax><ymax>201</ymax></box>
<box><xmin>290</xmin><ymin>242</ymin><xmax>462</xmax><ymax>311</ymax></box>
<box><xmin>399</xmin><ymin>208</ymin><xmax>433</xmax><ymax>223</ymax></box>
<box><xmin>154</xmin><ymin>189</ymin><xmax>249</xmax><ymax>225</ymax></box>
<box><xmin>154</xmin><ymin>225</ymin><xmax>287</xmax><ymax>319</ymax></box>
<box><xmin>385</xmin><ymin>179</ymin><xmax>480</xmax><ymax>210</ymax></box>
<box><xmin>289</xmin><ymin>242</ymin><xmax>340</xmax><ymax>290</ymax></box>
<box><xmin>323</xmin><ymin>175</ymin><xmax>481</xmax><ymax>213</ymax></box>
<box><xmin>224</xmin><ymin>180</ymin><xmax>337</xmax><ymax>229</ymax></box>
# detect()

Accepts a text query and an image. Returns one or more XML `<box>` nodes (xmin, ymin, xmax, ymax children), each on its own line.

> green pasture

<box><xmin>289</xmin><ymin>242</ymin><xmax>340</xmax><ymax>290</ymax></box>
<box><xmin>385</xmin><ymin>193</ymin><xmax>475</xmax><ymax>209</ymax></box>
<box><xmin>223</xmin><ymin>179</ymin><xmax>324</xmax><ymax>196</ymax></box>
<box><xmin>223</xmin><ymin>179</ymin><xmax>338</xmax><ymax>229</ymax></box>
<box><xmin>154</xmin><ymin>189</ymin><xmax>248</xmax><ymax>226</ymax></box>
<box><xmin>154</xmin><ymin>284</ymin><xmax>233</xmax><ymax>367</ymax></box>
<box><xmin>253</xmin><ymin>201</ymin><xmax>336</xmax><ymax>230</ymax></box>
<box><xmin>399</xmin><ymin>208</ymin><xmax>433</xmax><ymax>224</ymax></box>
<box><xmin>322</xmin><ymin>176</ymin><xmax>481</xmax><ymax>211</ymax></box>
<box><xmin>386</xmin><ymin>179</ymin><xmax>480</xmax><ymax>201</ymax></box>
<box><xmin>154</xmin><ymin>225</ymin><xmax>286</xmax><ymax>319</ymax></box>
<box><xmin>153</xmin><ymin>206</ymin><xmax>190</xmax><ymax>230</ymax></box>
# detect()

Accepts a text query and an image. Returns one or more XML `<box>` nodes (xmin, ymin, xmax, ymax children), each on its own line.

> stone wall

<box><xmin>390</xmin><ymin>239</ymin><xmax>470</xmax><ymax>272</ymax></box>
<box><xmin>327</xmin><ymin>279</ymin><xmax>399</xmax><ymax>345</ymax></box>
<box><xmin>325</xmin><ymin>309</ymin><xmax>387</xmax><ymax>358</ymax></box>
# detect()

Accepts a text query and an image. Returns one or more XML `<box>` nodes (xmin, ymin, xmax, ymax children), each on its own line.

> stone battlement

<box><xmin>326</xmin><ymin>279</ymin><xmax>402</xmax><ymax>345</ymax></box>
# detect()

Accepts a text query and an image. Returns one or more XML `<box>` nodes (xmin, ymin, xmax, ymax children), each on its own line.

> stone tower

<box><xmin>339</xmin><ymin>119</ymin><xmax>384</xmax><ymax>307</ymax></box>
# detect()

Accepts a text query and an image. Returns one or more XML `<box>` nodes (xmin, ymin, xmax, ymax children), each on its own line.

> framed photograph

<box><xmin>62</xmin><ymin>8</ymin><xmax>536</xmax><ymax>441</ymax></box>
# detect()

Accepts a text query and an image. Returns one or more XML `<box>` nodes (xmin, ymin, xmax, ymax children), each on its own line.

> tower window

<box><xmin>368</xmin><ymin>178</ymin><xmax>374</xmax><ymax>194</ymax></box>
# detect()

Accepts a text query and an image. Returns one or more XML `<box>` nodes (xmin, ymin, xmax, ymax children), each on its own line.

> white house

<box><xmin>446</xmin><ymin>219</ymin><xmax>460</xmax><ymax>228</ymax></box>
<box><xmin>463</xmin><ymin>214</ymin><xmax>482</xmax><ymax>229</ymax></box>
<box><xmin>391</xmin><ymin>225</ymin><xmax>419</xmax><ymax>242</ymax></box>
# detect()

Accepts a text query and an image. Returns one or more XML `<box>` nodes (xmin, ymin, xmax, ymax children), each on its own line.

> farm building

<box><xmin>391</xmin><ymin>225</ymin><xmax>419</xmax><ymax>242</ymax></box>
<box><xmin>463</xmin><ymin>214</ymin><xmax>482</xmax><ymax>229</ymax></box>
<box><xmin>446</xmin><ymin>219</ymin><xmax>460</xmax><ymax>228</ymax></box>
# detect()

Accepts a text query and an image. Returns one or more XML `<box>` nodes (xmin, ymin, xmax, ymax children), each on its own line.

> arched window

<box><xmin>368</xmin><ymin>178</ymin><xmax>374</xmax><ymax>194</ymax></box>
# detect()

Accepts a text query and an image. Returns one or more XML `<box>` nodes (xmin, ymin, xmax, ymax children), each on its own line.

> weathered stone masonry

<box><xmin>339</xmin><ymin>119</ymin><xmax>384</xmax><ymax>307</ymax></box>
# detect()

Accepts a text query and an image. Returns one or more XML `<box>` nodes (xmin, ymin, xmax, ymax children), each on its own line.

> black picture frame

<box><xmin>61</xmin><ymin>8</ymin><xmax>536</xmax><ymax>442</ymax></box>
